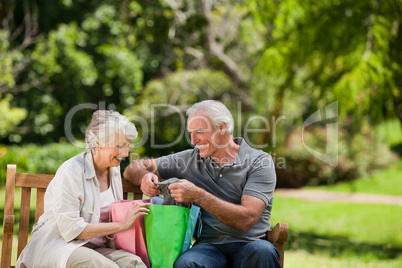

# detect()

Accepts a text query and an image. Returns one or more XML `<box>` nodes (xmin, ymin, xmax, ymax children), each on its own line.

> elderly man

<box><xmin>124</xmin><ymin>100</ymin><xmax>281</xmax><ymax>268</ymax></box>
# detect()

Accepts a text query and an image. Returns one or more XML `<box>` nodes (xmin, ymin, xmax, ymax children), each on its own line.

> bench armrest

<box><xmin>267</xmin><ymin>222</ymin><xmax>289</xmax><ymax>267</ymax></box>
<box><xmin>267</xmin><ymin>222</ymin><xmax>289</xmax><ymax>244</ymax></box>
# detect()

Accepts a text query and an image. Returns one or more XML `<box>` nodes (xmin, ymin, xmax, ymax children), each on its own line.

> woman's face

<box><xmin>97</xmin><ymin>132</ymin><xmax>132</xmax><ymax>168</ymax></box>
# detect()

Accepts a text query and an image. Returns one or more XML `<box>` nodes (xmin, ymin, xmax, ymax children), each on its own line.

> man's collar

<box><xmin>232</xmin><ymin>137</ymin><xmax>251</xmax><ymax>165</ymax></box>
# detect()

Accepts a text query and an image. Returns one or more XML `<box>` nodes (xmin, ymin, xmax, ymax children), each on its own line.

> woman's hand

<box><xmin>118</xmin><ymin>202</ymin><xmax>150</xmax><ymax>232</ymax></box>
<box><xmin>141</xmin><ymin>172</ymin><xmax>161</xmax><ymax>197</ymax></box>
<box><xmin>76</xmin><ymin>202</ymin><xmax>150</xmax><ymax>240</ymax></box>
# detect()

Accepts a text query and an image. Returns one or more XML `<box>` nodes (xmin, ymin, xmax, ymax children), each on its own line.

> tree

<box><xmin>0</xmin><ymin>0</ymin><xmax>172</xmax><ymax>143</ymax></box>
<box><xmin>251</xmin><ymin>0</ymin><xmax>402</xmax><ymax>137</ymax></box>
<box><xmin>1</xmin><ymin>0</ymin><xmax>398</xmax><ymax>186</ymax></box>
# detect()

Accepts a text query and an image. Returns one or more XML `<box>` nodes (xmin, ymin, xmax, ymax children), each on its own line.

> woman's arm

<box><xmin>75</xmin><ymin>202</ymin><xmax>149</xmax><ymax>240</ymax></box>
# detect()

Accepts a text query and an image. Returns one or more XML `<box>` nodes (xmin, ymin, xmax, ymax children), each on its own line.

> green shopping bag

<box><xmin>144</xmin><ymin>204</ymin><xmax>190</xmax><ymax>268</ymax></box>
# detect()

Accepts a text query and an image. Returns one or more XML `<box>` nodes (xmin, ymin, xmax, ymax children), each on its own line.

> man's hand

<box><xmin>170</xmin><ymin>179</ymin><xmax>266</xmax><ymax>232</ymax></box>
<box><xmin>141</xmin><ymin>173</ymin><xmax>161</xmax><ymax>197</ymax></box>
<box><xmin>168</xmin><ymin>179</ymin><xmax>200</xmax><ymax>203</ymax></box>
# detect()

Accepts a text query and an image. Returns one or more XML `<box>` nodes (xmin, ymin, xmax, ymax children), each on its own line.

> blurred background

<box><xmin>1</xmin><ymin>0</ymin><xmax>402</xmax><ymax>267</ymax></box>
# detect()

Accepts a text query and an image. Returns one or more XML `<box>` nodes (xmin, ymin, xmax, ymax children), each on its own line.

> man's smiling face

<box><xmin>187</xmin><ymin>114</ymin><xmax>220</xmax><ymax>159</ymax></box>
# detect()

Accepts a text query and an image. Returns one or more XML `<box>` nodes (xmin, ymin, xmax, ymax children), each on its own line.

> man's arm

<box><xmin>123</xmin><ymin>159</ymin><xmax>161</xmax><ymax>196</ymax></box>
<box><xmin>169</xmin><ymin>180</ymin><xmax>266</xmax><ymax>232</ymax></box>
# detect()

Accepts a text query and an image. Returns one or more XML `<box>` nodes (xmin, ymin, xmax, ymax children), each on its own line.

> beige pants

<box><xmin>67</xmin><ymin>244</ymin><xmax>146</xmax><ymax>268</ymax></box>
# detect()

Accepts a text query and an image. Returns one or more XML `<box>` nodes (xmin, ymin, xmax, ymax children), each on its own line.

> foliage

<box><xmin>0</xmin><ymin>143</ymin><xmax>83</xmax><ymax>185</ymax></box>
<box><xmin>0</xmin><ymin>0</ymin><xmax>174</xmax><ymax>143</ymax></box>
<box><xmin>0</xmin><ymin>94</ymin><xmax>27</xmax><ymax>138</ymax></box>
<box><xmin>375</xmin><ymin>119</ymin><xmax>402</xmax><ymax>147</ymax></box>
<box><xmin>304</xmin><ymin>159</ymin><xmax>402</xmax><ymax>196</ymax></box>
<box><xmin>251</xmin><ymin>0</ymin><xmax>402</xmax><ymax>140</ymax></box>
<box><xmin>275</xmin><ymin>120</ymin><xmax>397</xmax><ymax>187</ymax></box>
<box><xmin>1</xmin><ymin>0</ymin><xmax>402</xmax><ymax>186</ymax></box>
<box><xmin>2</xmin><ymin>0</ymin><xmax>402</xmax><ymax>133</ymax></box>
<box><xmin>0</xmin><ymin>29</ymin><xmax>18</xmax><ymax>88</ymax></box>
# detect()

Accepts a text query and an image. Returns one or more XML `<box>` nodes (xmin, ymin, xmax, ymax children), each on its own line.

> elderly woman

<box><xmin>17</xmin><ymin>110</ymin><xmax>148</xmax><ymax>268</ymax></box>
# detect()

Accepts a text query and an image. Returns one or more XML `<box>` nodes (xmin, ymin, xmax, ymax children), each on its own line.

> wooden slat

<box><xmin>1</xmin><ymin>165</ymin><xmax>17</xmax><ymax>268</ymax></box>
<box><xmin>35</xmin><ymin>188</ymin><xmax>46</xmax><ymax>223</ymax></box>
<box><xmin>1</xmin><ymin>216</ymin><xmax>15</xmax><ymax>268</ymax></box>
<box><xmin>18</xmin><ymin>188</ymin><xmax>32</xmax><ymax>258</ymax></box>
<box><xmin>134</xmin><ymin>193</ymin><xmax>143</xmax><ymax>200</ymax></box>
<box><xmin>122</xmin><ymin>179</ymin><xmax>143</xmax><ymax>200</ymax></box>
<box><xmin>4</xmin><ymin>165</ymin><xmax>16</xmax><ymax>215</ymax></box>
<box><xmin>15</xmin><ymin>173</ymin><xmax>53</xmax><ymax>189</ymax></box>
<box><xmin>121</xmin><ymin>179</ymin><xmax>142</xmax><ymax>194</ymax></box>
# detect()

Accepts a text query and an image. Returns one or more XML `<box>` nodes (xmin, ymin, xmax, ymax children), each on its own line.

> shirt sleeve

<box><xmin>51</xmin><ymin>166</ymin><xmax>88</xmax><ymax>242</ymax></box>
<box><xmin>157</xmin><ymin>149</ymin><xmax>194</xmax><ymax>180</ymax></box>
<box><xmin>242</xmin><ymin>153</ymin><xmax>277</xmax><ymax>207</ymax></box>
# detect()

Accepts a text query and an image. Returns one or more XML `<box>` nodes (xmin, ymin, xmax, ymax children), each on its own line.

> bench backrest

<box><xmin>1</xmin><ymin>164</ymin><xmax>143</xmax><ymax>268</ymax></box>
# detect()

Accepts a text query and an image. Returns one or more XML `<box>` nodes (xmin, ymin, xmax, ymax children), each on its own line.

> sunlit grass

<box><xmin>271</xmin><ymin>196</ymin><xmax>402</xmax><ymax>247</ymax></box>
<box><xmin>285</xmin><ymin>249</ymin><xmax>402</xmax><ymax>268</ymax></box>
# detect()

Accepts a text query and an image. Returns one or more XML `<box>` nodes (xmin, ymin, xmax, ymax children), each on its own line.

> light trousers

<box><xmin>67</xmin><ymin>244</ymin><xmax>146</xmax><ymax>268</ymax></box>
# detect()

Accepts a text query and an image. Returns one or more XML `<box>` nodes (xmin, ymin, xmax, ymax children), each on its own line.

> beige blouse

<box><xmin>16</xmin><ymin>152</ymin><xmax>123</xmax><ymax>268</ymax></box>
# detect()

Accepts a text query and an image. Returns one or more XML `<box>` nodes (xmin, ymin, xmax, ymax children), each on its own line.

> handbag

<box><xmin>151</xmin><ymin>196</ymin><xmax>202</xmax><ymax>253</ymax></box>
<box><xmin>144</xmin><ymin>204</ymin><xmax>190</xmax><ymax>268</ymax></box>
<box><xmin>109</xmin><ymin>199</ymin><xmax>152</xmax><ymax>268</ymax></box>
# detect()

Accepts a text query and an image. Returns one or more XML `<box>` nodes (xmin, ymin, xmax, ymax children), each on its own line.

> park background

<box><xmin>1</xmin><ymin>0</ymin><xmax>402</xmax><ymax>267</ymax></box>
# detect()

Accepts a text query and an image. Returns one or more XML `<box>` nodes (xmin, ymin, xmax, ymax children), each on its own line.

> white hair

<box><xmin>186</xmin><ymin>100</ymin><xmax>234</xmax><ymax>136</ymax></box>
<box><xmin>85</xmin><ymin>110</ymin><xmax>137</xmax><ymax>153</ymax></box>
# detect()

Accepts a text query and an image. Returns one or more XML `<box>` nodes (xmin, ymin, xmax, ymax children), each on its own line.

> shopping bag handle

<box><xmin>187</xmin><ymin>214</ymin><xmax>194</xmax><ymax>247</ymax></box>
<box><xmin>196</xmin><ymin>209</ymin><xmax>202</xmax><ymax>238</ymax></box>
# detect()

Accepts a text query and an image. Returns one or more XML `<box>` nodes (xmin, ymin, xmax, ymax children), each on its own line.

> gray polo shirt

<box><xmin>157</xmin><ymin>138</ymin><xmax>277</xmax><ymax>244</ymax></box>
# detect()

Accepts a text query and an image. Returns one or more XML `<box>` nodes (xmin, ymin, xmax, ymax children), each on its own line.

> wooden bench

<box><xmin>1</xmin><ymin>164</ymin><xmax>289</xmax><ymax>268</ymax></box>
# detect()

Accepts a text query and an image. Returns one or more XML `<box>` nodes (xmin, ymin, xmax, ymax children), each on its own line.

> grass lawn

<box><xmin>277</xmin><ymin>159</ymin><xmax>402</xmax><ymax>267</ymax></box>
<box><xmin>285</xmin><ymin>249</ymin><xmax>402</xmax><ymax>268</ymax></box>
<box><xmin>270</xmin><ymin>196</ymin><xmax>402</xmax><ymax>267</ymax></box>
<box><xmin>271</xmin><ymin>196</ymin><xmax>402</xmax><ymax>246</ymax></box>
